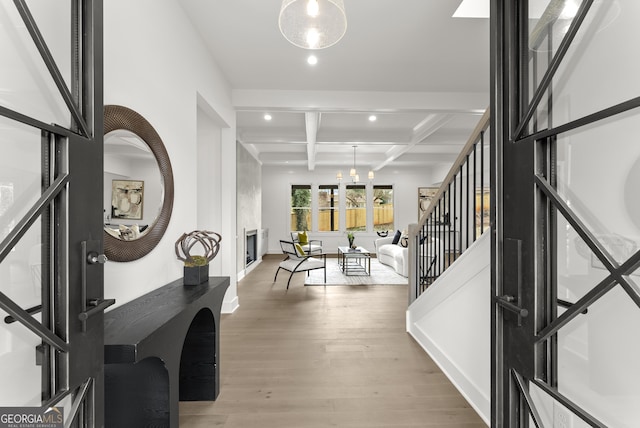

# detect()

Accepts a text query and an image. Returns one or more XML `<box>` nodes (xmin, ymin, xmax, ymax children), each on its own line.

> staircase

<box><xmin>405</xmin><ymin>108</ymin><xmax>492</xmax><ymax>425</ymax></box>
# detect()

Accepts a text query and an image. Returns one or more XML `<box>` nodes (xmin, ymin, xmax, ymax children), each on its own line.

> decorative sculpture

<box><xmin>175</xmin><ymin>230</ymin><xmax>222</xmax><ymax>284</ymax></box>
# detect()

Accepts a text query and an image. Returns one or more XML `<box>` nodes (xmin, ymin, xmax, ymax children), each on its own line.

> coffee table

<box><xmin>338</xmin><ymin>246</ymin><xmax>371</xmax><ymax>276</ymax></box>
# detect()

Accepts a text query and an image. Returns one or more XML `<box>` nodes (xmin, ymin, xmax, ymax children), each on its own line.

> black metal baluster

<box><xmin>459</xmin><ymin>165</ymin><xmax>463</xmax><ymax>255</ymax></box>
<box><xmin>473</xmin><ymin>142</ymin><xmax>477</xmax><ymax>242</ymax></box>
<box><xmin>480</xmin><ymin>130</ymin><xmax>485</xmax><ymax>234</ymax></box>
<box><xmin>447</xmin><ymin>184</ymin><xmax>451</xmax><ymax>271</ymax></box>
<box><xmin>453</xmin><ymin>173</ymin><xmax>457</xmax><ymax>262</ymax></box>
<box><xmin>466</xmin><ymin>155</ymin><xmax>470</xmax><ymax>250</ymax></box>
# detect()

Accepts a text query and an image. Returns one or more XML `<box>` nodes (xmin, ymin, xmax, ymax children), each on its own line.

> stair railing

<box><xmin>410</xmin><ymin>108</ymin><xmax>491</xmax><ymax>303</ymax></box>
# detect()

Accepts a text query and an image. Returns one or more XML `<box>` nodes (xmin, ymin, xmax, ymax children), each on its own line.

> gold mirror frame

<box><xmin>103</xmin><ymin>105</ymin><xmax>174</xmax><ymax>262</ymax></box>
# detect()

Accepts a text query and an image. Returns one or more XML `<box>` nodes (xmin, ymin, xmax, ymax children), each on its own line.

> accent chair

<box><xmin>275</xmin><ymin>240</ymin><xmax>326</xmax><ymax>289</ymax></box>
<box><xmin>290</xmin><ymin>231</ymin><xmax>323</xmax><ymax>254</ymax></box>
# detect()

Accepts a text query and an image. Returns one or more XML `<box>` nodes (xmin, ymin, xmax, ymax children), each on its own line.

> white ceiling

<box><xmin>178</xmin><ymin>0</ymin><xmax>490</xmax><ymax>173</ymax></box>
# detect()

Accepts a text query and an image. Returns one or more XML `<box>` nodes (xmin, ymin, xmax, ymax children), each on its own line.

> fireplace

<box><xmin>246</xmin><ymin>229</ymin><xmax>257</xmax><ymax>267</ymax></box>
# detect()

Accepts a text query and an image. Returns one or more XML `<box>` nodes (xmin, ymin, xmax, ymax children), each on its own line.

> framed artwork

<box><xmin>111</xmin><ymin>179</ymin><xmax>144</xmax><ymax>220</ymax></box>
<box><xmin>418</xmin><ymin>187</ymin><xmax>439</xmax><ymax>220</ymax></box>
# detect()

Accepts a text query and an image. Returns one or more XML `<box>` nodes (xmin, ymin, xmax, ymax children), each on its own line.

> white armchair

<box><xmin>274</xmin><ymin>240</ymin><xmax>326</xmax><ymax>289</ymax></box>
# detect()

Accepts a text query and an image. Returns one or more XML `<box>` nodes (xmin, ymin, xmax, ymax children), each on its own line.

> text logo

<box><xmin>0</xmin><ymin>407</ymin><xmax>63</xmax><ymax>428</ymax></box>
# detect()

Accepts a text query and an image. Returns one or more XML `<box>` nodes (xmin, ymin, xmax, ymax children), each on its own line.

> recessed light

<box><xmin>307</xmin><ymin>55</ymin><xmax>318</xmax><ymax>65</ymax></box>
<box><xmin>264</xmin><ymin>114</ymin><xmax>272</xmax><ymax>121</ymax></box>
<box><xmin>368</xmin><ymin>115</ymin><xmax>377</xmax><ymax>122</ymax></box>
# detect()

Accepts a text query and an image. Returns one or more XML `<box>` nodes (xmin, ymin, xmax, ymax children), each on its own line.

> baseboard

<box><xmin>408</xmin><ymin>323</ymin><xmax>490</xmax><ymax>426</ymax></box>
<box><xmin>221</xmin><ymin>296</ymin><xmax>239</xmax><ymax>314</ymax></box>
<box><xmin>237</xmin><ymin>257</ymin><xmax>263</xmax><ymax>282</ymax></box>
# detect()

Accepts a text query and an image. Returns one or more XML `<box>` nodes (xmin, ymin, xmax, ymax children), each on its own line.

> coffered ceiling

<box><xmin>178</xmin><ymin>0</ymin><xmax>490</xmax><ymax>173</ymax></box>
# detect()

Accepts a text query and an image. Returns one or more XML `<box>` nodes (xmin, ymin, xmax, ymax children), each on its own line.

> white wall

<box><xmin>262</xmin><ymin>164</ymin><xmax>449</xmax><ymax>254</ymax></box>
<box><xmin>103</xmin><ymin>0</ymin><xmax>238</xmax><ymax>312</ymax></box>
<box><xmin>407</xmin><ymin>234</ymin><xmax>491</xmax><ymax>426</ymax></box>
<box><xmin>195</xmin><ymin>98</ymin><xmax>237</xmax><ymax>311</ymax></box>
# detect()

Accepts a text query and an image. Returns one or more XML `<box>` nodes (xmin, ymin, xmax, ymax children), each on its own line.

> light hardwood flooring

<box><xmin>179</xmin><ymin>255</ymin><xmax>486</xmax><ymax>428</ymax></box>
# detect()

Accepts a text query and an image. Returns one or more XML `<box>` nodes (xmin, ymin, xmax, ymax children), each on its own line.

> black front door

<box><xmin>492</xmin><ymin>0</ymin><xmax>640</xmax><ymax>427</ymax></box>
<box><xmin>0</xmin><ymin>1</ymin><xmax>105</xmax><ymax>426</ymax></box>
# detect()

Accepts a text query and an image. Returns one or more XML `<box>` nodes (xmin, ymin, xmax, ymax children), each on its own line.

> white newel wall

<box><xmin>407</xmin><ymin>233</ymin><xmax>491</xmax><ymax>426</ymax></box>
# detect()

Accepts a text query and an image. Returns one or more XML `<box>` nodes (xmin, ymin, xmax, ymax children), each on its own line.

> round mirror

<box><xmin>103</xmin><ymin>105</ymin><xmax>174</xmax><ymax>262</ymax></box>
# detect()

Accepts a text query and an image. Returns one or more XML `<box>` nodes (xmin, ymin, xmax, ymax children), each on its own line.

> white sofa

<box><xmin>375</xmin><ymin>236</ymin><xmax>408</xmax><ymax>277</ymax></box>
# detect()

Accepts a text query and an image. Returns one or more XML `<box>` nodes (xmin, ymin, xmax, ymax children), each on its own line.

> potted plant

<box><xmin>347</xmin><ymin>232</ymin><xmax>355</xmax><ymax>249</ymax></box>
<box><xmin>175</xmin><ymin>230</ymin><xmax>222</xmax><ymax>285</ymax></box>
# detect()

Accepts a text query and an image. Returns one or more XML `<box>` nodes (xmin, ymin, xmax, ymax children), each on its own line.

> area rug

<box><xmin>304</xmin><ymin>258</ymin><xmax>408</xmax><ymax>286</ymax></box>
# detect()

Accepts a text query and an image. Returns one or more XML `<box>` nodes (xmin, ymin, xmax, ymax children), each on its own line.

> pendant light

<box><xmin>337</xmin><ymin>145</ymin><xmax>374</xmax><ymax>183</ymax></box>
<box><xmin>279</xmin><ymin>0</ymin><xmax>347</xmax><ymax>50</ymax></box>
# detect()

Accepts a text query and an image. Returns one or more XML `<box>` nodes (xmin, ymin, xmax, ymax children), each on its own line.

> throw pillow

<box><xmin>294</xmin><ymin>243</ymin><xmax>306</xmax><ymax>257</ymax></box>
<box><xmin>131</xmin><ymin>223</ymin><xmax>140</xmax><ymax>238</ymax></box>
<box><xmin>119</xmin><ymin>224</ymin><xmax>134</xmax><ymax>241</ymax></box>
<box><xmin>392</xmin><ymin>229</ymin><xmax>402</xmax><ymax>245</ymax></box>
<box><xmin>298</xmin><ymin>231</ymin><xmax>308</xmax><ymax>245</ymax></box>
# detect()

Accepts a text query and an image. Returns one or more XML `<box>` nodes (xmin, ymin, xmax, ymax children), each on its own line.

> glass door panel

<box><xmin>0</xmin><ymin>313</ymin><xmax>43</xmax><ymax>405</ymax></box>
<box><xmin>528</xmin><ymin>382</ymin><xmax>556</xmax><ymax>427</ymax></box>
<box><xmin>0</xmin><ymin>116</ymin><xmax>45</xmax><ymax>243</ymax></box>
<box><xmin>0</xmin><ymin>89</ymin><xmax>50</xmax><ymax>410</ymax></box>
<box><xmin>529</xmin><ymin>382</ymin><xmax>597</xmax><ymax>428</ymax></box>
<box><xmin>556</xmin><ymin>218</ymin><xmax>610</xmax><ymax>303</ymax></box>
<box><xmin>555</xmin><ymin>110</ymin><xmax>640</xmax><ymax>264</ymax></box>
<box><xmin>0</xmin><ymin>223</ymin><xmax>44</xmax><ymax>316</ymax></box>
<box><xmin>0</xmin><ymin>205</ymin><xmax>45</xmax><ymax>407</ymax></box>
<box><xmin>0</xmin><ymin>0</ymin><xmax>70</xmax><ymax>127</ymax></box>
<box><xmin>24</xmin><ymin>0</ymin><xmax>73</xmax><ymax>90</ymax></box>
<box><xmin>556</xmin><ymin>285</ymin><xmax>640</xmax><ymax>427</ymax></box>
<box><xmin>526</xmin><ymin>0</ymin><xmax>636</xmax><ymax>136</ymax></box>
<box><xmin>528</xmin><ymin>0</ymin><xmax>586</xmax><ymax>55</ymax></box>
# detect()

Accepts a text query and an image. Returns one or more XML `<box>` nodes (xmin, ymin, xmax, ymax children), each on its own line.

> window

<box><xmin>289</xmin><ymin>183</ymin><xmax>393</xmax><ymax>233</ymax></box>
<box><xmin>290</xmin><ymin>185</ymin><xmax>311</xmax><ymax>231</ymax></box>
<box><xmin>373</xmin><ymin>185</ymin><xmax>394</xmax><ymax>232</ymax></box>
<box><xmin>345</xmin><ymin>184</ymin><xmax>366</xmax><ymax>231</ymax></box>
<box><xmin>318</xmin><ymin>185</ymin><xmax>339</xmax><ymax>231</ymax></box>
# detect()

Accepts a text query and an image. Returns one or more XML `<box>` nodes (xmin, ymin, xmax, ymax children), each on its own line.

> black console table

<box><xmin>104</xmin><ymin>276</ymin><xmax>229</xmax><ymax>428</ymax></box>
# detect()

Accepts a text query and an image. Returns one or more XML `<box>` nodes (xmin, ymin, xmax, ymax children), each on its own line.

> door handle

<box><xmin>500</xmin><ymin>238</ymin><xmax>527</xmax><ymax>325</ymax></box>
<box><xmin>87</xmin><ymin>252</ymin><xmax>108</xmax><ymax>264</ymax></box>
<box><xmin>496</xmin><ymin>295</ymin><xmax>528</xmax><ymax>317</ymax></box>
<box><xmin>78</xmin><ymin>298</ymin><xmax>115</xmax><ymax>321</ymax></box>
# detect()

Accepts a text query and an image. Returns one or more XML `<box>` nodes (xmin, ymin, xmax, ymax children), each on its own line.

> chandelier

<box><xmin>337</xmin><ymin>146</ymin><xmax>374</xmax><ymax>183</ymax></box>
<box><xmin>278</xmin><ymin>0</ymin><xmax>347</xmax><ymax>49</ymax></box>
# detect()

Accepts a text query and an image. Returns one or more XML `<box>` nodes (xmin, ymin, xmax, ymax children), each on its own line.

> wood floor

<box><xmin>179</xmin><ymin>255</ymin><xmax>486</xmax><ymax>428</ymax></box>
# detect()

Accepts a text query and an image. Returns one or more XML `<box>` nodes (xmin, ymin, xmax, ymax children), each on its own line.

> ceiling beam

<box><xmin>237</xmin><ymin>127</ymin><xmax>306</xmax><ymax>143</ymax></box>
<box><xmin>239</xmin><ymin>129</ymin><xmax>412</xmax><ymax>145</ymax></box>
<box><xmin>305</xmin><ymin>112</ymin><xmax>320</xmax><ymax>171</ymax></box>
<box><xmin>372</xmin><ymin>114</ymin><xmax>453</xmax><ymax>171</ymax></box>
<box><xmin>233</xmin><ymin>90</ymin><xmax>488</xmax><ymax>113</ymax></box>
